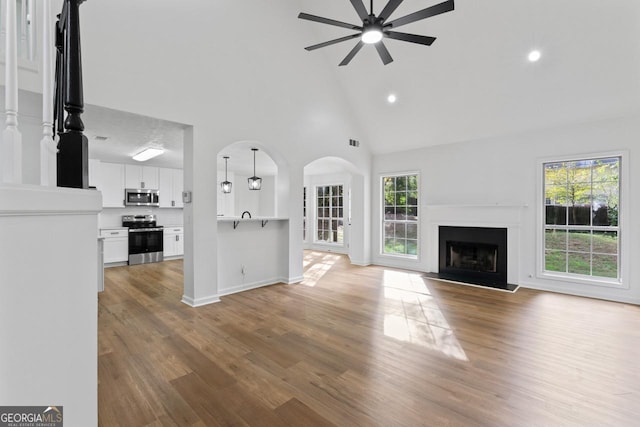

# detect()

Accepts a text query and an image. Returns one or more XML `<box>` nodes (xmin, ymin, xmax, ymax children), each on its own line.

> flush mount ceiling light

<box><xmin>132</xmin><ymin>147</ymin><xmax>164</xmax><ymax>162</ymax></box>
<box><xmin>528</xmin><ymin>49</ymin><xmax>541</xmax><ymax>62</ymax></box>
<box><xmin>221</xmin><ymin>156</ymin><xmax>232</xmax><ymax>194</ymax></box>
<box><xmin>298</xmin><ymin>0</ymin><xmax>455</xmax><ymax>66</ymax></box>
<box><xmin>247</xmin><ymin>148</ymin><xmax>262</xmax><ymax>191</ymax></box>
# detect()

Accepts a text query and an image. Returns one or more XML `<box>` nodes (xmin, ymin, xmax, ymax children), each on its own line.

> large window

<box><xmin>316</xmin><ymin>185</ymin><xmax>344</xmax><ymax>244</ymax></box>
<box><xmin>383</xmin><ymin>174</ymin><xmax>418</xmax><ymax>257</ymax></box>
<box><xmin>543</xmin><ymin>156</ymin><xmax>620</xmax><ymax>280</ymax></box>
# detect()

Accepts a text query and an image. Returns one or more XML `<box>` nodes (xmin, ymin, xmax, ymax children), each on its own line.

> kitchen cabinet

<box><xmin>125</xmin><ymin>164</ymin><xmax>159</xmax><ymax>190</ymax></box>
<box><xmin>159</xmin><ymin>168</ymin><xmax>183</xmax><ymax>208</ymax></box>
<box><xmin>100</xmin><ymin>229</ymin><xmax>129</xmax><ymax>264</ymax></box>
<box><xmin>99</xmin><ymin>162</ymin><xmax>125</xmax><ymax>207</ymax></box>
<box><xmin>163</xmin><ymin>227</ymin><xmax>184</xmax><ymax>257</ymax></box>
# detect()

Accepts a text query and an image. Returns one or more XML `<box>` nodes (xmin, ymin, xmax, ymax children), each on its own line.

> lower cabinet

<box><xmin>163</xmin><ymin>227</ymin><xmax>184</xmax><ymax>258</ymax></box>
<box><xmin>100</xmin><ymin>229</ymin><xmax>129</xmax><ymax>264</ymax></box>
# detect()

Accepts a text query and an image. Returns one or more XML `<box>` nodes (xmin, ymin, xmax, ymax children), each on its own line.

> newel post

<box><xmin>55</xmin><ymin>0</ymin><xmax>88</xmax><ymax>189</ymax></box>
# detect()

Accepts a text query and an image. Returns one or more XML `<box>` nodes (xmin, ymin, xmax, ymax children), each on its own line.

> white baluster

<box><xmin>40</xmin><ymin>0</ymin><xmax>56</xmax><ymax>186</ymax></box>
<box><xmin>2</xmin><ymin>0</ymin><xmax>22</xmax><ymax>184</ymax></box>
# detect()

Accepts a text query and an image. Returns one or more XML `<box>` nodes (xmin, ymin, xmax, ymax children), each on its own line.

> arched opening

<box><xmin>304</xmin><ymin>156</ymin><xmax>368</xmax><ymax>265</ymax></box>
<box><xmin>214</xmin><ymin>140</ymin><xmax>296</xmax><ymax>296</ymax></box>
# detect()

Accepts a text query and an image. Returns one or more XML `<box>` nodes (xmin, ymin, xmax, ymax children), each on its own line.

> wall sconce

<box><xmin>247</xmin><ymin>148</ymin><xmax>262</xmax><ymax>190</ymax></box>
<box><xmin>221</xmin><ymin>156</ymin><xmax>232</xmax><ymax>194</ymax></box>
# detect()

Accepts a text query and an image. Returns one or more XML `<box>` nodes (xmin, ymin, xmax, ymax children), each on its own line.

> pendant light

<box><xmin>247</xmin><ymin>148</ymin><xmax>262</xmax><ymax>190</ymax></box>
<box><xmin>221</xmin><ymin>156</ymin><xmax>232</xmax><ymax>194</ymax></box>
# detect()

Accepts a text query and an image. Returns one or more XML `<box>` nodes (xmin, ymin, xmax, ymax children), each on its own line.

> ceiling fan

<box><xmin>298</xmin><ymin>0</ymin><xmax>455</xmax><ymax>66</ymax></box>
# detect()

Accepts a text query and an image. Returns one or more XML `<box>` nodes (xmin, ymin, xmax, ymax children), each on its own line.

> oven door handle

<box><xmin>129</xmin><ymin>227</ymin><xmax>164</xmax><ymax>233</ymax></box>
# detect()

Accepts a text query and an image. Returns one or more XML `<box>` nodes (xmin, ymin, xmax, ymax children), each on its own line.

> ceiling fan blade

<box><xmin>305</xmin><ymin>33</ymin><xmax>362</xmax><ymax>51</ymax></box>
<box><xmin>339</xmin><ymin>41</ymin><xmax>365</xmax><ymax>66</ymax></box>
<box><xmin>385</xmin><ymin>31</ymin><xmax>436</xmax><ymax>46</ymax></box>
<box><xmin>350</xmin><ymin>0</ymin><xmax>370</xmax><ymax>21</ymax></box>
<box><xmin>378</xmin><ymin>0</ymin><xmax>404</xmax><ymax>22</ymax></box>
<box><xmin>298</xmin><ymin>13</ymin><xmax>362</xmax><ymax>31</ymax></box>
<box><xmin>385</xmin><ymin>0</ymin><xmax>454</xmax><ymax>29</ymax></box>
<box><xmin>375</xmin><ymin>41</ymin><xmax>394</xmax><ymax>65</ymax></box>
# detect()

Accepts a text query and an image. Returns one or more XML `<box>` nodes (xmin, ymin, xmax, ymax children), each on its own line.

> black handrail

<box><xmin>54</xmin><ymin>0</ymin><xmax>88</xmax><ymax>189</ymax></box>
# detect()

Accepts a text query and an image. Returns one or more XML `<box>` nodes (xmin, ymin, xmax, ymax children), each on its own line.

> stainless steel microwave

<box><xmin>124</xmin><ymin>188</ymin><xmax>160</xmax><ymax>207</ymax></box>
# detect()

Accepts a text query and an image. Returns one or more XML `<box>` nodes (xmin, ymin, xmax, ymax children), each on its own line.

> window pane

<box><xmin>545</xmin><ymin>205</ymin><xmax>567</xmax><ymax>225</ymax></box>
<box><xmin>545</xmin><ymin>229</ymin><xmax>566</xmax><ymax>251</ymax></box>
<box><xmin>395</xmin><ymin>191</ymin><xmax>406</xmax><ymax>206</ymax></box>
<box><xmin>406</xmin><ymin>207</ymin><xmax>418</xmax><ymax>221</ymax></box>
<box><xmin>568</xmin><ymin>230</ymin><xmax>591</xmax><ymax>253</ymax></box>
<box><xmin>568</xmin><ymin>252</ymin><xmax>591</xmax><ymax>275</ymax></box>
<box><xmin>395</xmin><ymin>223</ymin><xmax>406</xmax><ymax>239</ymax></box>
<box><xmin>545</xmin><ymin>162</ymin><xmax>567</xmax><ymax>185</ymax></box>
<box><xmin>396</xmin><ymin>207</ymin><xmax>406</xmax><ymax>220</ymax></box>
<box><xmin>406</xmin><ymin>240</ymin><xmax>418</xmax><ymax>256</ymax></box>
<box><xmin>592</xmin><ymin>231</ymin><xmax>617</xmax><ymax>255</ymax></box>
<box><xmin>592</xmin><ymin>254</ymin><xmax>618</xmax><ymax>278</ymax></box>
<box><xmin>396</xmin><ymin>176</ymin><xmax>407</xmax><ymax>191</ymax></box>
<box><xmin>384</xmin><ymin>238</ymin><xmax>395</xmax><ymax>253</ymax></box>
<box><xmin>406</xmin><ymin>223</ymin><xmax>418</xmax><ymax>239</ymax></box>
<box><xmin>407</xmin><ymin>175</ymin><xmax>418</xmax><ymax>191</ymax></box>
<box><xmin>384</xmin><ymin>222</ymin><xmax>395</xmax><ymax>237</ymax></box>
<box><xmin>545</xmin><ymin>250</ymin><xmax>566</xmax><ymax>272</ymax></box>
<box><xmin>384</xmin><ymin>207</ymin><xmax>395</xmax><ymax>220</ymax></box>
<box><xmin>384</xmin><ymin>177</ymin><xmax>395</xmax><ymax>192</ymax></box>
<box><xmin>545</xmin><ymin>185</ymin><xmax>568</xmax><ymax>206</ymax></box>
<box><xmin>567</xmin><ymin>160</ymin><xmax>591</xmax><ymax>183</ymax></box>
<box><xmin>408</xmin><ymin>191</ymin><xmax>418</xmax><ymax>206</ymax></box>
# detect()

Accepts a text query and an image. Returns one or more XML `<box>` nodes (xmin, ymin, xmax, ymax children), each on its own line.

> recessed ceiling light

<box><xmin>132</xmin><ymin>147</ymin><xmax>164</xmax><ymax>162</ymax></box>
<box><xmin>387</xmin><ymin>94</ymin><xmax>397</xmax><ymax>104</ymax></box>
<box><xmin>528</xmin><ymin>50</ymin><xmax>541</xmax><ymax>62</ymax></box>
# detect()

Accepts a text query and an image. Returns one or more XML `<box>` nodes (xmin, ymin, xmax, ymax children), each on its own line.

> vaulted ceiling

<box><xmin>81</xmin><ymin>0</ymin><xmax>640</xmax><ymax>167</ymax></box>
<box><xmin>297</xmin><ymin>0</ymin><xmax>640</xmax><ymax>153</ymax></box>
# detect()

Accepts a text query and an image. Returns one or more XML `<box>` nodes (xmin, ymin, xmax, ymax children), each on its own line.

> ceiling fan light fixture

<box><xmin>362</xmin><ymin>26</ymin><xmax>383</xmax><ymax>44</ymax></box>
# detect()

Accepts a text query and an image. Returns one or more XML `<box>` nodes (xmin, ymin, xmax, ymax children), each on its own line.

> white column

<box><xmin>40</xmin><ymin>0</ymin><xmax>56</xmax><ymax>186</ymax></box>
<box><xmin>2</xmin><ymin>0</ymin><xmax>23</xmax><ymax>184</ymax></box>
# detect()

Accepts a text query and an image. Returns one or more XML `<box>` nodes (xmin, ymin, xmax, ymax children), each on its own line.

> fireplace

<box><xmin>436</xmin><ymin>226</ymin><xmax>513</xmax><ymax>290</ymax></box>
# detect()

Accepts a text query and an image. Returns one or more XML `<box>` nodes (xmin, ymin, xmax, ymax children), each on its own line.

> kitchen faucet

<box><xmin>241</xmin><ymin>211</ymin><xmax>251</xmax><ymax>219</ymax></box>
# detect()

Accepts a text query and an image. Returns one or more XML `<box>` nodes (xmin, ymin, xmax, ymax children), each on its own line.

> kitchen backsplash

<box><xmin>99</xmin><ymin>207</ymin><xmax>184</xmax><ymax>228</ymax></box>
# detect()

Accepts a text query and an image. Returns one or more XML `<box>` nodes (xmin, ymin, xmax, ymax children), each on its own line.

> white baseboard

<box><xmin>349</xmin><ymin>258</ymin><xmax>371</xmax><ymax>266</ymax></box>
<box><xmin>218</xmin><ymin>277</ymin><xmax>283</xmax><ymax>297</ymax></box>
<box><xmin>519</xmin><ymin>280</ymin><xmax>640</xmax><ymax>305</ymax></box>
<box><xmin>287</xmin><ymin>275</ymin><xmax>304</xmax><ymax>284</ymax></box>
<box><xmin>181</xmin><ymin>294</ymin><xmax>221</xmax><ymax>307</ymax></box>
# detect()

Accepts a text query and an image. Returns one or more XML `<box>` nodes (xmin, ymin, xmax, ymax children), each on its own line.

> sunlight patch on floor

<box><xmin>302</xmin><ymin>251</ymin><xmax>341</xmax><ymax>287</ymax></box>
<box><xmin>382</xmin><ymin>270</ymin><xmax>468</xmax><ymax>361</ymax></box>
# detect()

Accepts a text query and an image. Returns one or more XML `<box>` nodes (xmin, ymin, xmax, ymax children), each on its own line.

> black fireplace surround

<box><xmin>433</xmin><ymin>226</ymin><xmax>514</xmax><ymax>290</ymax></box>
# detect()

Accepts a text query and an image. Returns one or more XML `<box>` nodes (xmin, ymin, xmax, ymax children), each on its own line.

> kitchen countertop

<box><xmin>217</xmin><ymin>217</ymin><xmax>288</xmax><ymax>222</ymax></box>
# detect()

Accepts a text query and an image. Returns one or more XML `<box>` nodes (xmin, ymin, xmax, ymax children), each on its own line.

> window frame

<box><xmin>537</xmin><ymin>151</ymin><xmax>629</xmax><ymax>289</ymax></box>
<box><xmin>380</xmin><ymin>171</ymin><xmax>420</xmax><ymax>260</ymax></box>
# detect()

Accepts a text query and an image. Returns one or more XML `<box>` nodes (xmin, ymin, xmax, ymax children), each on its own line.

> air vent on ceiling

<box><xmin>349</xmin><ymin>139</ymin><xmax>360</xmax><ymax>148</ymax></box>
<box><xmin>94</xmin><ymin>135</ymin><xmax>108</xmax><ymax>141</ymax></box>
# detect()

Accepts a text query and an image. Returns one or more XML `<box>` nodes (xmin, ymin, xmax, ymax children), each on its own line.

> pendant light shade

<box><xmin>248</xmin><ymin>148</ymin><xmax>262</xmax><ymax>190</ymax></box>
<box><xmin>221</xmin><ymin>156</ymin><xmax>232</xmax><ymax>194</ymax></box>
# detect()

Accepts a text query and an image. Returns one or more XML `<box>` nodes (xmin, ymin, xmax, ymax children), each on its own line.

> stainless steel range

<box><xmin>122</xmin><ymin>214</ymin><xmax>163</xmax><ymax>265</ymax></box>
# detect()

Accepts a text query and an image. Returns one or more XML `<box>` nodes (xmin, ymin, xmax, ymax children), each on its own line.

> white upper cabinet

<box><xmin>159</xmin><ymin>168</ymin><xmax>184</xmax><ymax>208</ymax></box>
<box><xmin>99</xmin><ymin>162</ymin><xmax>125</xmax><ymax>207</ymax></box>
<box><xmin>125</xmin><ymin>164</ymin><xmax>159</xmax><ymax>189</ymax></box>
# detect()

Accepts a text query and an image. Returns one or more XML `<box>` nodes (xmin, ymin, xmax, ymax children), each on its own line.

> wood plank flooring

<box><xmin>99</xmin><ymin>251</ymin><xmax>640</xmax><ymax>426</ymax></box>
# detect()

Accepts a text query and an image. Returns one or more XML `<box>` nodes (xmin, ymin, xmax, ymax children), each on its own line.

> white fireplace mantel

<box><xmin>425</xmin><ymin>203</ymin><xmax>529</xmax><ymax>285</ymax></box>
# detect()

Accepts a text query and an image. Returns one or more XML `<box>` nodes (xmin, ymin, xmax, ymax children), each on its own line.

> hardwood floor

<box><xmin>99</xmin><ymin>251</ymin><xmax>640</xmax><ymax>426</ymax></box>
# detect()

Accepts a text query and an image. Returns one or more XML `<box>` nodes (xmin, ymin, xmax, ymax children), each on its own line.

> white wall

<box><xmin>372</xmin><ymin>115</ymin><xmax>640</xmax><ymax>304</ymax></box>
<box><xmin>0</xmin><ymin>185</ymin><xmax>101</xmax><ymax>426</ymax></box>
<box><xmin>233</xmin><ymin>174</ymin><xmax>276</xmax><ymax>218</ymax></box>
<box><xmin>98</xmin><ymin>207</ymin><xmax>184</xmax><ymax>228</ymax></box>
<box><xmin>217</xmin><ymin>219</ymin><xmax>288</xmax><ymax>295</ymax></box>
